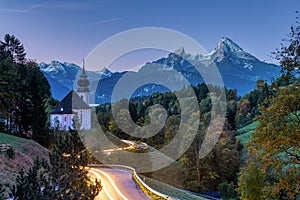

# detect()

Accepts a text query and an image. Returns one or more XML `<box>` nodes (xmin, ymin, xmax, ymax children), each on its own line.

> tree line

<box><xmin>0</xmin><ymin>34</ymin><xmax>51</xmax><ymax>147</ymax></box>
<box><xmin>96</xmin><ymin>83</ymin><xmax>241</xmax><ymax>197</ymax></box>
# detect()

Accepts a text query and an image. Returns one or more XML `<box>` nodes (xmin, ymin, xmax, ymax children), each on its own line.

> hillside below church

<box><xmin>0</xmin><ymin>132</ymin><xmax>49</xmax><ymax>198</ymax></box>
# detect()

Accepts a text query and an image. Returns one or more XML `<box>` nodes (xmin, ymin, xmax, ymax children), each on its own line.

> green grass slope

<box><xmin>236</xmin><ymin>121</ymin><xmax>260</xmax><ymax>145</ymax></box>
<box><xmin>140</xmin><ymin>175</ymin><xmax>208</xmax><ymax>200</ymax></box>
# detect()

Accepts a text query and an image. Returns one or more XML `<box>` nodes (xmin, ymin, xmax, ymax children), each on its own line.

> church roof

<box><xmin>50</xmin><ymin>91</ymin><xmax>90</xmax><ymax>114</ymax></box>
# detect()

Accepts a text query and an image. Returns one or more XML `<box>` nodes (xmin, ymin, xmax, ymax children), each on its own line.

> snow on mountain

<box><xmin>211</xmin><ymin>37</ymin><xmax>260</xmax><ymax>71</ymax></box>
<box><xmin>136</xmin><ymin>37</ymin><xmax>280</xmax><ymax>97</ymax></box>
<box><xmin>39</xmin><ymin>37</ymin><xmax>281</xmax><ymax>103</ymax></box>
<box><xmin>38</xmin><ymin>61</ymin><xmax>112</xmax><ymax>100</ymax></box>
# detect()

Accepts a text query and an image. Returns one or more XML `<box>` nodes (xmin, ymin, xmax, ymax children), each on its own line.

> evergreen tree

<box><xmin>0</xmin><ymin>34</ymin><xmax>26</xmax><ymax>64</ymax></box>
<box><xmin>27</xmin><ymin>61</ymin><xmax>51</xmax><ymax>146</ymax></box>
<box><xmin>14</xmin><ymin>64</ymin><xmax>32</xmax><ymax>134</ymax></box>
<box><xmin>10</xmin><ymin>131</ymin><xmax>101</xmax><ymax>200</ymax></box>
<box><xmin>0</xmin><ymin>183</ymin><xmax>5</xmax><ymax>200</ymax></box>
<box><xmin>0</xmin><ymin>34</ymin><xmax>51</xmax><ymax>146</ymax></box>
<box><xmin>0</xmin><ymin>49</ymin><xmax>17</xmax><ymax>132</ymax></box>
<box><xmin>10</xmin><ymin>157</ymin><xmax>55</xmax><ymax>200</ymax></box>
<box><xmin>50</xmin><ymin>130</ymin><xmax>101</xmax><ymax>199</ymax></box>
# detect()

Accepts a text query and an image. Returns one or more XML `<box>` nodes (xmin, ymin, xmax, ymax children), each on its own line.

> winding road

<box><xmin>89</xmin><ymin>168</ymin><xmax>151</xmax><ymax>200</ymax></box>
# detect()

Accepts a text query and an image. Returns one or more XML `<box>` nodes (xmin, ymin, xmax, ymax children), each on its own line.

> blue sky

<box><xmin>0</xmin><ymin>0</ymin><xmax>299</xmax><ymax>71</ymax></box>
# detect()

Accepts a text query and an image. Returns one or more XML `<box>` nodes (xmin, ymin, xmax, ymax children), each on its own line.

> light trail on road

<box><xmin>89</xmin><ymin>168</ymin><xmax>151</xmax><ymax>200</ymax></box>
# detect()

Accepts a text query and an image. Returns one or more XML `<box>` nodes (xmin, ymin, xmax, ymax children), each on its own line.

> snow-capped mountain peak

<box><xmin>39</xmin><ymin>61</ymin><xmax>65</xmax><ymax>73</ymax></box>
<box><xmin>217</xmin><ymin>37</ymin><xmax>244</xmax><ymax>53</ymax></box>
<box><xmin>98</xmin><ymin>68</ymin><xmax>113</xmax><ymax>77</ymax></box>
<box><xmin>213</xmin><ymin>37</ymin><xmax>258</xmax><ymax>63</ymax></box>
<box><xmin>174</xmin><ymin>47</ymin><xmax>186</xmax><ymax>57</ymax></box>
<box><xmin>37</xmin><ymin>61</ymin><xmax>113</xmax><ymax>99</ymax></box>
<box><xmin>39</xmin><ymin>37</ymin><xmax>280</xmax><ymax>102</ymax></box>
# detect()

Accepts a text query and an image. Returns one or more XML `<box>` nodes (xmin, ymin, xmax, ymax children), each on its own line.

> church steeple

<box><xmin>77</xmin><ymin>59</ymin><xmax>90</xmax><ymax>91</ymax></box>
<box><xmin>77</xmin><ymin>59</ymin><xmax>90</xmax><ymax>104</ymax></box>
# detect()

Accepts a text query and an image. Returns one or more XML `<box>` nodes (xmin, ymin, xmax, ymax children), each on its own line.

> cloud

<box><xmin>0</xmin><ymin>1</ymin><xmax>92</xmax><ymax>15</ymax></box>
<box><xmin>86</xmin><ymin>17</ymin><xmax>125</xmax><ymax>25</ymax></box>
<box><xmin>31</xmin><ymin>1</ymin><xmax>92</xmax><ymax>10</ymax></box>
<box><xmin>0</xmin><ymin>8</ymin><xmax>33</xmax><ymax>14</ymax></box>
<box><xmin>85</xmin><ymin>14</ymin><xmax>142</xmax><ymax>26</ymax></box>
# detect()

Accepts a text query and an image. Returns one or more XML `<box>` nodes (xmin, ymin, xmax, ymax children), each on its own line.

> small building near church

<box><xmin>50</xmin><ymin>61</ymin><xmax>92</xmax><ymax>131</ymax></box>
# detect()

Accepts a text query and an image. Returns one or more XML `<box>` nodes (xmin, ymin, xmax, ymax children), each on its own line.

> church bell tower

<box><xmin>77</xmin><ymin>59</ymin><xmax>90</xmax><ymax>104</ymax></box>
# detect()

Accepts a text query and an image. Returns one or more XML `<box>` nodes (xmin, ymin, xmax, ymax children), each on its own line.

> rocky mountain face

<box><xmin>39</xmin><ymin>38</ymin><xmax>281</xmax><ymax>103</ymax></box>
<box><xmin>37</xmin><ymin>61</ymin><xmax>112</xmax><ymax>100</ymax></box>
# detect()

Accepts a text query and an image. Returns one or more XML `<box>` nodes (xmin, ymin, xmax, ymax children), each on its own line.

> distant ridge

<box><xmin>39</xmin><ymin>38</ymin><xmax>281</xmax><ymax>103</ymax></box>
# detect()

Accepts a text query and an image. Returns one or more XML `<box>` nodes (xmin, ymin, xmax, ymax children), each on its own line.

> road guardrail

<box><xmin>88</xmin><ymin>164</ymin><xmax>176</xmax><ymax>200</ymax></box>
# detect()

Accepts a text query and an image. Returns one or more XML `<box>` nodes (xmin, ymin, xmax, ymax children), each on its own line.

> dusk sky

<box><xmin>0</xmin><ymin>0</ymin><xmax>299</xmax><ymax>71</ymax></box>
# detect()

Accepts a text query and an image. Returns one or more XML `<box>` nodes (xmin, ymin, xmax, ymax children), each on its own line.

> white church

<box><xmin>50</xmin><ymin>61</ymin><xmax>92</xmax><ymax>131</ymax></box>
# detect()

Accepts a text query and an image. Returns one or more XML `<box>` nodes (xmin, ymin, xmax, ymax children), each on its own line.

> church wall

<box><xmin>50</xmin><ymin>114</ymin><xmax>74</xmax><ymax>130</ymax></box>
<box><xmin>73</xmin><ymin>108</ymin><xmax>91</xmax><ymax>130</ymax></box>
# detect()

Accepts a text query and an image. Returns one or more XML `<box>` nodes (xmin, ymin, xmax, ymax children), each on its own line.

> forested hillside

<box><xmin>0</xmin><ymin>34</ymin><xmax>52</xmax><ymax>147</ymax></box>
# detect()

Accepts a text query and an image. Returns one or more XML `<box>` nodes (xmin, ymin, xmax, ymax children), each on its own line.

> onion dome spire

<box><xmin>77</xmin><ymin>59</ymin><xmax>90</xmax><ymax>92</ymax></box>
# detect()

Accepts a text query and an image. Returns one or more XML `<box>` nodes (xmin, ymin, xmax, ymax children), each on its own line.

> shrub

<box><xmin>0</xmin><ymin>183</ymin><xmax>5</xmax><ymax>200</ymax></box>
<box><xmin>6</xmin><ymin>146</ymin><xmax>15</xmax><ymax>159</ymax></box>
<box><xmin>133</xmin><ymin>173</ymin><xmax>166</xmax><ymax>200</ymax></box>
<box><xmin>218</xmin><ymin>181</ymin><xmax>238</xmax><ymax>200</ymax></box>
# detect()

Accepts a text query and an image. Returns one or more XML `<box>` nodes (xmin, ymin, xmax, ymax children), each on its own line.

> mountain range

<box><xmin>38</xmin><ymin>37</ymin><xmax>281</xmax><ymax>103</ymax></box>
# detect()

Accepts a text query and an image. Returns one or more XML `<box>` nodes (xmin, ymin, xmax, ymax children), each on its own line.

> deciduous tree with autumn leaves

<box><xmin>238</xmin><ymin>13</ymin><xmax>300</xmax><ymax>200</ymax></box>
